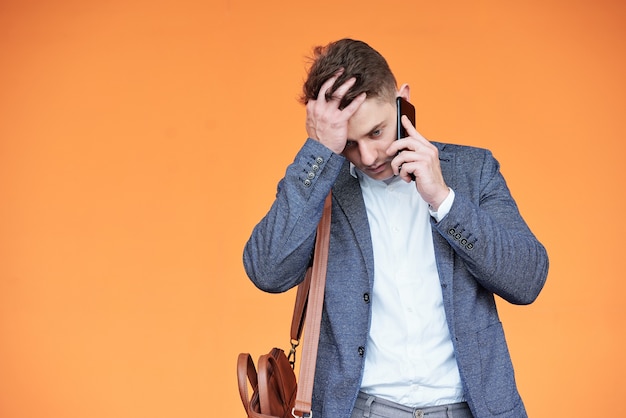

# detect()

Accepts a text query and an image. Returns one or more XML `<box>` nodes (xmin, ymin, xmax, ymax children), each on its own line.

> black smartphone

<box><xmin>396</xmin><ymin>96</ymin><xmax>416</xmax><ymax>140</ymax></box>
<box><xmin>396</xmin><ymin>97</ymin><xmax>416</xmax><ymax>180</ymax></box>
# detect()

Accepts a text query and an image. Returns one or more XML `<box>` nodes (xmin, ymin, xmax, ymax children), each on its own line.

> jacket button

<box><xmin>363</xmin><ymin>293</ymin><xmax>370</xmax><ymax>303</ymax></box>
<box><xmin>466</xmin><ymin>242</ymin><xmax>474</xmax><ymax>250</ymax></box>
<box><xmin>315</xmin><ymin>157</ymin><xmax>324</xmax><ymax>164</ymax></box>
<box><xmin>303</xmin><ymin>179</ymin><xmax>312</xmax><ymax>187</ymax></box>
<box><xmin>460</xmin><ymin>238</ymin><xmax>467</xmax><ymax>246</ymax></box>
<box><xmin>358</xmin><ymin>346</ymin><xmax>365</xmax><ymax>356</ymax></box>
<box><xmin>448</xmin><ymin>228</ymin><xmax>456</xmax><ymax>236</ymax></box>
<box><xmin>311</xmin><ymin>164</ymin><xmax>320</xmax><ymax>171</ymax></box>
<box><xmin>307</xmin><ymin>171</ymin><xmax>315</xmax><ymax>179</ymax></box>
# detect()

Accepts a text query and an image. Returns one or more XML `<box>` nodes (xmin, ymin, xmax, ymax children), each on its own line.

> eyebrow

<box><xmin>351</xmin><ymin>121</ymin><xmax>384</xmax><ymax>139</ymax></box>
<box><xmin>347</xmin><ymin>120</ymin><xmax>386</xmax><ymax>142</ymax></box>
<box><xmin>365</xmin><ymin>122</ymin><xmax>385</xmax><ymax>137</ymax></box>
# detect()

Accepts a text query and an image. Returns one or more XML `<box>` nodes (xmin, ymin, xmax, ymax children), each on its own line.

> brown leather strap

<box><xmin>293</xmin><ymin>192</ymin><xmax>332</xmax><ymax>417</ymax></box>
<box><xmin>237</xmin><ymin>353</ymin><xmax>257</xmax><ymax>414</ymax></box>
<box><xmin>258</xmin><ymin>353</ymin><xmax>279</xmax><ymax>414</ymax></box>
<box><xmin>290</xmin><ymin>267</ymin><xmax>311</xmax><ymax>343</ymax></box>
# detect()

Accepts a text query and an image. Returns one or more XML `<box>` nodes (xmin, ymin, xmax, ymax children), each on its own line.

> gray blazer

<box><xmin>244</xmin><ymin>138</ymin><xmax>548</xmax><ymax>418</ymax></box>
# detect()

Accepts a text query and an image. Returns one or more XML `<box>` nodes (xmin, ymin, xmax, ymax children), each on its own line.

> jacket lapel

<box><xmin>332</xmin><ymin>162</ymin><xmax>375</xmax><ymax>287</ymax></box>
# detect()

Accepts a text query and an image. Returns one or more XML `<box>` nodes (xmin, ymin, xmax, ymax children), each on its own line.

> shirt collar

<box><xmin>349</xmin><ymin>162</ymin><xmax>358</xmax><ymax>178</ymax></box>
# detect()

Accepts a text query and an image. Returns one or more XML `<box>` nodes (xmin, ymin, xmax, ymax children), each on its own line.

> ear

<box><xmin>397</xmin><ymin>83</ymin><xmax>411</xmax><ymax>101</ymax></box>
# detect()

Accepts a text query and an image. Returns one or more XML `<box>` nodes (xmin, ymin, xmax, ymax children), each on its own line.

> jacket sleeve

<box><xmin>243</xmin><ymin>139</ymin><xmax>346</xmax><ymax>293</ymax></box>
<box><xmin>433</xmin><ymin>148</ymin><xmax>549</xmax><ymax>305</ymax></box>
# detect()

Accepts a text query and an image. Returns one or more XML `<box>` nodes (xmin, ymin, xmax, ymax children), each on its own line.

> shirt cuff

<box><xmin>429</xmin><ymin>188</ymin><xmax>455</xmax><ymax>222</ymax></box>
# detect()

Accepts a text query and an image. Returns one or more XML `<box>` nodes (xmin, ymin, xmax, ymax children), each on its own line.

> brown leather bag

<box><xmin>237</xmin><ymin>193</ymin><xmax>332</xmax><ymax>418</ymax></box>
<box><xmin>237</xmin><ymin>348</ymin><xmax>297</xmax><ymax>418</ymax></box>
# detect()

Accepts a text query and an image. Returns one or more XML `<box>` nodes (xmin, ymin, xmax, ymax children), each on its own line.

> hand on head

<box><xmin>305</xmin><ymin>70</ymin><xmax>367</xmax><ymax>154</ymax></box>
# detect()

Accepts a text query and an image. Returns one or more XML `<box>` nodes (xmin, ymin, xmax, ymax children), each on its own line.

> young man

<box><xmin>243</xmin><ymin>39</ymin><xmax>548</xmax><ymax>418</ymax></box>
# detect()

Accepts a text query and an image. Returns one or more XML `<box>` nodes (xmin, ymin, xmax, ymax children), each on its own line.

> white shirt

<box><xmin>354</xmin><ymin>168</ymin><xmax>465</xmax><ymax>407</ymax></box>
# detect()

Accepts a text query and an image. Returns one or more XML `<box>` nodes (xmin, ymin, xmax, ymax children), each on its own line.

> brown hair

<box><xmin>300</xmin><ymin>39</ymin><xmax>398</xmax><ymax>109</ymax></box>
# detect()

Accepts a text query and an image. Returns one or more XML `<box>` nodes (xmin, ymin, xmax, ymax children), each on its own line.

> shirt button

<box><xmin>358</xmin><ymin>346</ymin><xmax>365</xmax><ymax>356</ymax></box>
<box><xmin>363</xmin><ymin>293</ymin><xmax>370</xmax><ymax>303</ymax></box>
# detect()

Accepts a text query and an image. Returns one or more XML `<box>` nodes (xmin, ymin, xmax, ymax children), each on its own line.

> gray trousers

<box><xmin>350</xmin><ymin>392</ymin><xmax>474</xmax><ymax>418</ymax></box>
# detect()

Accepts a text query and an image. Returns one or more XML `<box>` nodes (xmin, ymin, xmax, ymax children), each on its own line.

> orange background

<box><xmin>1</xmin><ymin>1</ymin><xmax>625</xmax><ymax>416</ymax></box>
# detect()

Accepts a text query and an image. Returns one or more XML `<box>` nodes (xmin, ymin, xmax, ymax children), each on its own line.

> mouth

<box><xmin>366</xmin><ymin>164</ymin><xmax>387</xmax><ymax>174</ymax></box>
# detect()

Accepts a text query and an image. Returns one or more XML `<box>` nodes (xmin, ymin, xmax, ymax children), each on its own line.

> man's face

<box><xmin>342</xmin><ymin>97</ymin><xmax>397</xmax><ymax>181</ymax></box>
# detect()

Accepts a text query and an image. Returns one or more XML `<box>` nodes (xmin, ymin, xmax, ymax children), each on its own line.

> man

<box><xmin>243</xmin><ymin>38</ymin><xmax>548</xmax><ymax>418</ymax></box>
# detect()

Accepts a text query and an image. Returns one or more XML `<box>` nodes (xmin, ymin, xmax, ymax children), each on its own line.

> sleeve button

<box><xmin>358</xmin><ymin>346</ymin><xmax>365</xmax><ymax>356</ymax></box>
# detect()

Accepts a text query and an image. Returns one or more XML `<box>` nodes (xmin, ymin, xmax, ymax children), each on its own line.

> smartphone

<box><xmin>396</xmin><ymin>96</ymin><xmax>416</xmax><ymax>140</ymax></box>
<box><xmin>396</xmin><ymin>97</ymin><xmax>416</xmax><ymax>180</ymax></box>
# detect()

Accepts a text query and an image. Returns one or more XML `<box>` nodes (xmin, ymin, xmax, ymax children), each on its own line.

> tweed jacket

<box><xmin>243</xmin><ymin>138</ymin><xmax>549</xmax><ymax>418</ymax></box>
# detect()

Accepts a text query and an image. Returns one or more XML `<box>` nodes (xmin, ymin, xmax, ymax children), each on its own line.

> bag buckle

<box><xmin>292</xmin><ymin>407</ymin><xmax>311</xmax><ymax>418</ymax></box>
<box><xmin>288</xmin><ymin>339</ymin><xmax>299</xmax><ymax>369</ymax></box>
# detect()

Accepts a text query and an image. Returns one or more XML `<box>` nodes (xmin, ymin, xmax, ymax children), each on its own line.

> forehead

<box><xmin>347</xmin><ymin>98</ymin><xmax>395</xmax><ymax>137</ymax></box>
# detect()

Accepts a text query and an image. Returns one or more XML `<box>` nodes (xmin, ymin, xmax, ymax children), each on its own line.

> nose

<box><xmin>358</xmin><ymin>142</ymin><xmax>377</xmax><ymax>166</ymax></box>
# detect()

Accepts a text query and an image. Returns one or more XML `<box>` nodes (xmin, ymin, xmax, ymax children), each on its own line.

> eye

<box><xmin>370</xmin><ymin>129</ymin><xmax>382</xmax><ymax>138</ymax></box>
<box><xmin>344</xmin><ymin>140</ymin><xmax>357</xmax><ymax>149</ymax></box>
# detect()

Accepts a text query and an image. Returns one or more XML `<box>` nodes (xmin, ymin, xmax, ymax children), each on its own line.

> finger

<box><xmin>317</xmin><ymin>70</ymin><xmax>344</xmax><ymax>101</ymax></box>
<box><xmin>386</xmin><ymin>137</ymin><xmax>413</xmax><ymax>157</ymax></box>
<box><xmin>396</xmin><ymin>159</ymin><xmax>415</xmax><ymax>183</ymax></box>
<box><xmin>340</xmin><ymin>91</ymin><xmax>367</xmax><ymax>117</ymax></box>
<box><xmin>391</xmin><ymin>151</ymin><xmax>408</xmax><ymax>173</ymax></box>
<box><xmin>401</xmin><ymin>115</ymin><xmax>429</xmax><ymax>144</ymax></box>
<box><xmin>330</xmin><ymin>76</ymin><xmax>357</xmax><ymax>101</ymax></box>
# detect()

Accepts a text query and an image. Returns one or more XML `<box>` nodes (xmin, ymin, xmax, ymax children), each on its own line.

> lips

<box><xmin>367</xmin><ymin>163</ymin><xmax>387</xmax><ymax>174</ymax></box>
<box><xmin>367</xmin><ymin>165</ymin><xmax>383</xmax><ymax>174</ymax></box>
<box><xmin>361</xmin><ymin>157</ymin><xmax>394</xmax><ymax>179</ymax></box>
